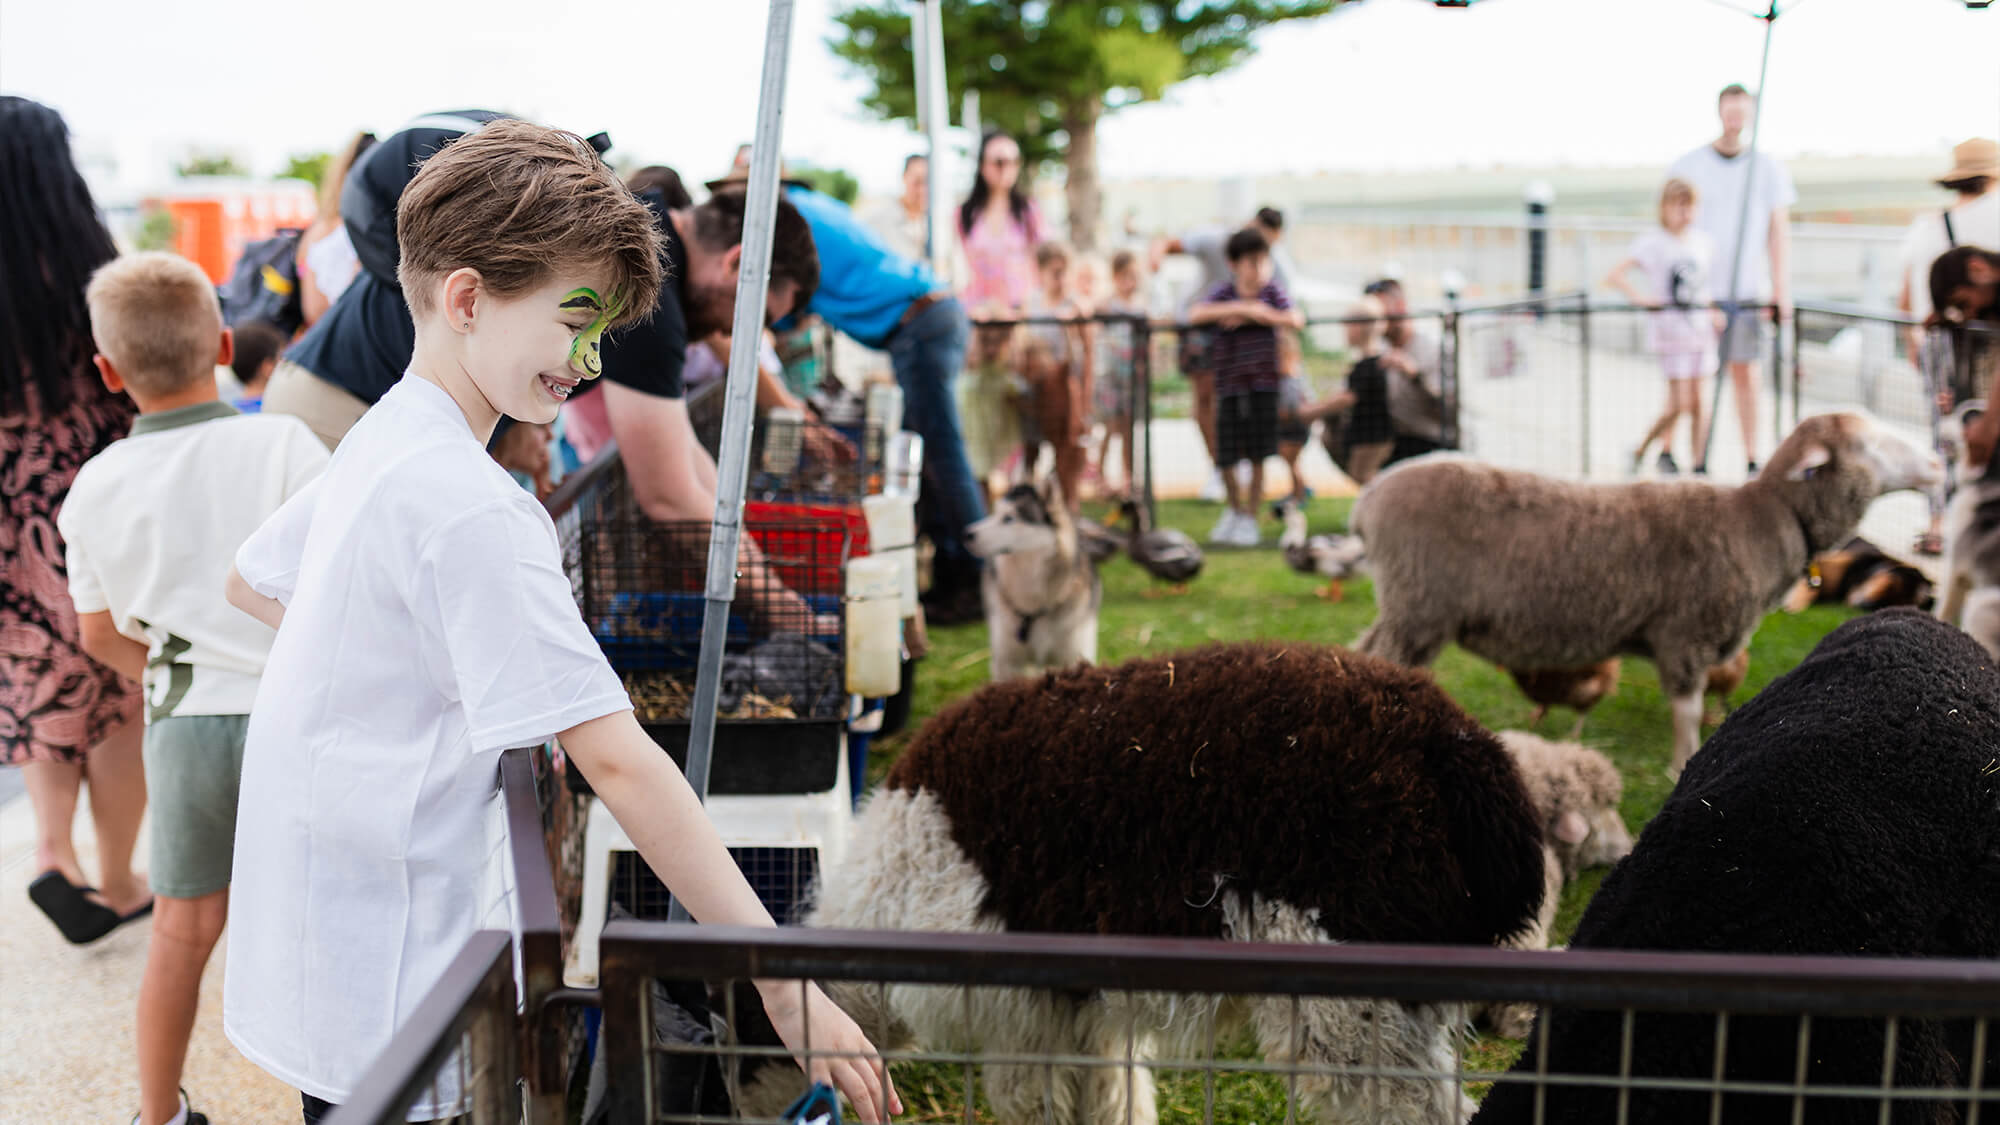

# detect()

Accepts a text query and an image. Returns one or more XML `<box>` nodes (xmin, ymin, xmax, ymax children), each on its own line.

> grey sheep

<box><xmin>1353</xmin><ymin>412</ymin><xmax>1939</xmax><ymax>773</ymax></box>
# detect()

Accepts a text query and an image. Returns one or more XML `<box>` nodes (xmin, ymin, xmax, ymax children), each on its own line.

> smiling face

<box><xmin>460</xmin><ymin>274</ymin><xmax>617</xmax><ymax>425</ymax></box>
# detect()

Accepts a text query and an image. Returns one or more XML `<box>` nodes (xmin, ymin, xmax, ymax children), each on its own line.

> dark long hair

<box><xmin>0</xmin><ymin>97</ymin><xmax>119</xmax><ymax>416</ymax></box>
<box><xmin>958</xmin><ymin>130</ymin><xmax>1032</xmax><ymax>237</ymax></box>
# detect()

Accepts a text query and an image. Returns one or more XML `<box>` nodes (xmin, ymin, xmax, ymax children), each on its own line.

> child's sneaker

<box><xmin>1656</xmin><ymin>452</ymin><xmax>1680</xmax><ymax>476</ymax></box>
<box><xmin>1209</xmin><ymin>508</ymin><xmax>1241</xmax><ymax>545</ymax></box>
<box><xmin>1230</xmin><ymin>511</ymin><xmax>1262</xmax><ymax>547</ymax></box>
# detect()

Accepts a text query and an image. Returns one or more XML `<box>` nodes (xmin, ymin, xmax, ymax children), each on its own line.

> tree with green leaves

<box><xmin>831</xmin><ymin>1</ymin><xmax>1341</xmax><ymax>250</ymax></box>
<box><xmin>793</xmin><ymin>162</ymin><xmax>862</xmax><ymax>205</ymax></box>
<box><xmin>282</xmin><ymin>152</ymin><xmax>333</xmax><ymax>190</ymax></box>
<box><xmin>176</xmin><ymin>151</ymin><xmax>249</xmax><ymax>178</ymax></box>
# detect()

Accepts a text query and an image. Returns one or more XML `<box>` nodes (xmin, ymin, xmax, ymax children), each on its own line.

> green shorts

<box><xmin>143</xmin><ymin>714</ymin><xmax>249</xmax><ymax>899</ymax></box>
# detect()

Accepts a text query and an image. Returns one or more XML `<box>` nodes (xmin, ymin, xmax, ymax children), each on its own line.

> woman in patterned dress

<box><xmin>1</xmin><ymin>96</ymin><xmax>150</xmax><ymax>941</ymax></box>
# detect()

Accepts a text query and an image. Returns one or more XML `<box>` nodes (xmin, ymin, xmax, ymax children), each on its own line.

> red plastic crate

<box><xmin>744</xmin><ymin>501</ymin><xmax>867</xmax><ymax>592</ymax></box>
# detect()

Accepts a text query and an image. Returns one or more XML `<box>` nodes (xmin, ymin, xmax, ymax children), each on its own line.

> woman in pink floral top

<box><xmin>1</xmin><ymin>97</ymin><xmax>149</xmax><ymax>942</ymax></box>
<box><xmin>957</xmin><ymin>131</ymin><xmax>1043</xmax><ymax>315</ymax></box>
<box><xmin>955</xmin><ymin>131</ymin><xmax>1044</xmax><ymax>497</ymax></box>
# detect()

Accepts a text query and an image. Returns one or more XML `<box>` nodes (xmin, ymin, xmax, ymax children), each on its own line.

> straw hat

<box><xmin>1939</xmin><ymin>138</ymin><xmax>1999</xmax><ymax>184</ymax></box>
<box><xmin>703</xmin><ymin>162</ymin><xmax>810</xmax><ymax>194</ymax></box>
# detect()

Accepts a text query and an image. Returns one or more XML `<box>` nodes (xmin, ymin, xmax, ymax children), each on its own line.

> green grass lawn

<box><xmin>863</xmin><ymin>497</ymin><xmax>1858</xmax><ymax>1122</ymax></box>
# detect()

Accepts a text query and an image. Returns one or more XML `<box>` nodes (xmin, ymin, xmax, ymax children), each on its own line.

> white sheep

<box><xmin>1353</xmin><ymin>412</ymin><xmax>1940</xmax><ymax>773</ymax></box>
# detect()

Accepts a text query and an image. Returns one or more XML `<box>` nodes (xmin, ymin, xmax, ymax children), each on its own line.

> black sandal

<box><xmin>28</xmin><ymin>870</ymin><xmax>150</xmax><ymax>945</ymax></box>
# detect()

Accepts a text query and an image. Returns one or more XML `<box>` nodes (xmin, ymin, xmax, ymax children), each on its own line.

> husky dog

<box><xmin>963</xmin><ymin>477</ymin><xmax>1101</xmax><ymax>682</ymax></box>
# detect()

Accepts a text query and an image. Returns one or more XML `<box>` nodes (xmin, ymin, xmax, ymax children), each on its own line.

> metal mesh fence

<box><xmin>596</xmin><ymin>923</ymin><xmax>2000</xmax><ymax>1125</ymax></box>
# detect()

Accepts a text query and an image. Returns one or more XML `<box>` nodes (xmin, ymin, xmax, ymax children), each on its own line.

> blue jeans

<box><xmin>887</xmin><ymin>296</ymin><xmax>984</xmax><ymax>561</ymax></box>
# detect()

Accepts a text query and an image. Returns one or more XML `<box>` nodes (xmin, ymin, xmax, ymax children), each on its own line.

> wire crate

<box><xmin>685</xmin><ymin>380</ymin><xmax>885</xmax><ymax>504</ymax></box>
<box><xmin>612</xmin><ymin>845</ymin><xmax>819</xmax><ymax>926</ymax></box>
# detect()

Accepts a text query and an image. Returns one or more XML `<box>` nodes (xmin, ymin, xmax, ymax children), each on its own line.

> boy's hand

<box><xmin>759</xmin><ymin>980</ymin><xmax>902</xmax><ymax>1123</ymax></box>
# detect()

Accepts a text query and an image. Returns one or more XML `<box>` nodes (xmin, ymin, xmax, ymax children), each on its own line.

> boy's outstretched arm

<box><xmin>560</xmin><ymin>710</ymin><xmax>902</xmax><ymax>1123</ymax></box>
<box><xmin>226</xmin><ymin>565</ymin><xmax>285</xmax><ymax>630</ymax></box>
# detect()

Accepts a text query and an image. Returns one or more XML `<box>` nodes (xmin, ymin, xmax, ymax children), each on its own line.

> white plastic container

<box><xmin>885</xmin><ymin>431</ymin><xmax>924</xmax><ymax>498</ymax></box>
<box><xmin>862</xmin><ymin>493</ymin><xmax>919</xmax><ymax>615</ymax></box>
<box><xmin>844</xmin><ymin>556</ymin><xmax>901</xmax><ymax>697</ymax></box>
<box><xmin>864</xmin><ymin>382</ymin><xmax>903</xmax><ymax>465</ymax></box>
<box><xmin>761</xmin><ymin>406</ymin><xmax>804</xmax><ymax>476</ymax></box>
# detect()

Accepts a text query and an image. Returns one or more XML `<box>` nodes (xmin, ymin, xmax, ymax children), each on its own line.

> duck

<box><xmin>1113</xmin><ymin>499</ymin><xmax>1202</xmax><ymax>593</ymax></box>
<box><xmin>1274</xmin><ymin>500</ymin><xmax>1367</xmax><ymax>601</ymax></box>
<box><xmin>1074</xmin><ymin>515</ymin><xmax>1125</xmax><ymax>567</ymax></box>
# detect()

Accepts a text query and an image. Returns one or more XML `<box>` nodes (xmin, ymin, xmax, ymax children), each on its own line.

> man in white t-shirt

<box><xmin>61</xmin><ymin>252</ymin><xmax>327</xmax><ymax>1125</ymax></box>
<box><xmin>1668</xmin><ymin>83</ymin><xmax>1797</xmax><ymax>472</ymax></box>
<box><xmin>1900</xmin><ymin>138</ymin><xmax>2000</xmax><ymax>378</ymax></box>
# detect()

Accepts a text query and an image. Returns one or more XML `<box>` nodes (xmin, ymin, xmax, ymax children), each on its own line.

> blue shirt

<box><xmin>785</xmin><ymin>187</ymin><xmax>938</xmax><ymax>349</ymax></box>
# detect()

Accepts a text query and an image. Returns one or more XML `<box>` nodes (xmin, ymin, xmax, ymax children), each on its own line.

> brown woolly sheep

<box><xmin>735</xmin><ymin>642</ymin><xmax>1629</xmax><ymax>1125</ymax></box>
<box><xmin>1355</xmin><ymin>412</ymin><xmax>1940</xmax><ymax>773</ymax></box>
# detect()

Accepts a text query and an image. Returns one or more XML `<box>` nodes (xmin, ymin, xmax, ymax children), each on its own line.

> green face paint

<box><xmin>560</xmin><ymin>287</ymin><xmax>619</xmax><ymax>378</ymax></box>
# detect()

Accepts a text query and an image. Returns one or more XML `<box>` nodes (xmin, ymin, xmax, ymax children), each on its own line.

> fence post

<box><xmin>1442</xmin><ymin>300</ymin><xmax>1461</xmax><ymax>451</ymax></box>
<box><xmin>1578</xmin><ymin>291</ymin><xmax>1592</xmax><ymax>477</ymax></box>
<box><xmin>1139</xmin><ymin>318</ymin><xmax>1157</xmax><ymax>528</ymax></box>
<box><xmin>1800</xmin><ymin>310</ymin><xmax>1816</xmax><ymax>434</ymax></box>
<box><xmin>1771</xmin><ymin>307</ymin><xmax>1786</xmax><ymax>447</ymax></box>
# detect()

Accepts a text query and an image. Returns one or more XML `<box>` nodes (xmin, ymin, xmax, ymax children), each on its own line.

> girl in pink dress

<box><xmin>1</xmin><ymin>97</ymin><xmax>149</xmax><ymax>943</ymax></box>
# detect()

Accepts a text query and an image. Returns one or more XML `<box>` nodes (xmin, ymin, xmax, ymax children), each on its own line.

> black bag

<box><xmin>218</xmin><ymin>227</ymin><xmax>306</xmax><ymax>335</ymax></box>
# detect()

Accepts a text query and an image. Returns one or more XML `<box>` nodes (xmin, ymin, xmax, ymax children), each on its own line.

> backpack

<box><xmin>218</xmin><ymin>227</ymin><xmax>306</xmax><ymax>335</ymax></box>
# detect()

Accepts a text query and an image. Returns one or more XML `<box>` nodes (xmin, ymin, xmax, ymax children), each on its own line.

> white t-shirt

<box><xmin>1901</xmin><ymin>191</ymin><xmax>2000</xmax><ymax>322</ymax></box>
<box><xmin>1667</xmin><ymin>144</ymin><xmax>1798</xmax><ymax>303</ymax></box>
<box><xmin>1624</xmin><ymin>227</ymin><xmax>1718</xmax><ymax>356</ymax></box>
<box><xmin>223</xmin><ymin>374</ymin><xmax>630</xmax><ymax>1113</ymax></box>
<box><xmin>302</xmin><ymin>226</ymin><xmax>362</xmax><ymax>307</ymax></box>
<box><xmin>58</xmin><ymin>404</ymin><xmax>326</xmax><ymax>721</ymax></box>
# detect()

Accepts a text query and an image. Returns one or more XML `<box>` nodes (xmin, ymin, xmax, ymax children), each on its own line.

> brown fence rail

<box><xmin>597</xmin><ymin>921</ymin><xmax>2000</xmax><ymax>1125</ymax></box>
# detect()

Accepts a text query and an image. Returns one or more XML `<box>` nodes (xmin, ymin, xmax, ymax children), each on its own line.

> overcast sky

<box><xmin>2</xmin><ymin>0</ymin><xmax>1993</xmax><ymax>199</ymax></box>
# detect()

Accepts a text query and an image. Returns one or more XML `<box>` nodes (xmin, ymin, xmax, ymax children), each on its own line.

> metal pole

<box><xmin>1702</xmin><ymin>2</ymin><xmax>1778</xmax><ymax>471</ymax></box>
<box><xmin>675</xmin><ymin>0</ymin><xmax>795</xmax><ymax>924</ymax></box>
<box><xmin>920</xmin><ymin>1</ymin><xmax>954</xmax><ymax>282</ymax></box>
<box><xmin>1578</xmin><ymin>292</ymin><xmax>1592</xmax><ymax>476</ymax></box>
<box><xmin>1137</xmin><ymin>318</ymin><xmax>1156</xmax><ymax>526</ymax></box>
<box><xmin>1443</xmin><ymin>300</ymin><xmax>1461</xmax><ymax>450</ymax></box>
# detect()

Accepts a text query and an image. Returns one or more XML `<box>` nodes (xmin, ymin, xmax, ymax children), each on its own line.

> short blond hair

<box><xmin>396</xmin><ymin>119</ymin><xmax>663</xmax><ymax>330</ymax></box>
<box><xmin>1659</xmin><ymin>178</ymin><xmax>1699</xmax><ymax>225</ymax></box>
<box><xmin>85</xmin><ymin>251</ymin><xmax>223</xmax><ymax>396</ymax></box>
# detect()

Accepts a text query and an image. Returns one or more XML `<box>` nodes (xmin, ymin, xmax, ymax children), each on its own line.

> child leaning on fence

<box><xmin>1604</xmin><ymin>177</ymin><xmax>1725</xmax><ymax>476</ymax></box>
<box><xmin>60</xmin><ymin>252</ymin><xmax>329</xmax><ymax>1125</ymax></box>
<box><xmin>1191</xmin><ymin>227</ymin><xmax>1304</xmax><ymax>547</ymax></box>
<box><xmin>218</xmin><ymin>120</ymin><xmax>899</xmax><ymax>1125</ymax></box>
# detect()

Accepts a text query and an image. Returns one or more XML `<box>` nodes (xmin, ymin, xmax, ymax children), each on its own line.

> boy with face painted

<box><xmin>220</xmin><ymin>121</ymin><xmax>899</xmax><ymax>1125</ymax></box>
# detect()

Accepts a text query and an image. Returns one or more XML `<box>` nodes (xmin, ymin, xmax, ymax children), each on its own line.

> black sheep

<box><xmin>1474</xmin><ymin>609</ymin><xmax>2000</xmax><ymax>1125</ymax></box>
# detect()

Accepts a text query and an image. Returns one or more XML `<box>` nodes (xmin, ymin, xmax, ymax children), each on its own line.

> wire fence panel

<box><xmin>595</xmin><ymin>923</ymin><xmax>2000</xmax><ymax>1125</ymax></box>
<box><xmin>321</xmin><ymin>931</ymin><xmax>521</xmax><ymax>1125</ymax></box>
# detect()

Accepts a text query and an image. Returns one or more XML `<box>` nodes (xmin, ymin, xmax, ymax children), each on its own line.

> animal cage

<box><xmin>566</xmin><ymin>460</ymin><xmax>857</xmax><ymax>977</ymax></box>
<box><xmin>685</xmin><ymin>379</ymin><xmax>887</xmax><ymax>505</ymax></box>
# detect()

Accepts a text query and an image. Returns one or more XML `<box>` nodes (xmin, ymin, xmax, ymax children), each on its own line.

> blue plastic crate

<box><xmin>592</xmin><ymin>592</ymin><xmax>841</xmax><ymax>673</ymax></box>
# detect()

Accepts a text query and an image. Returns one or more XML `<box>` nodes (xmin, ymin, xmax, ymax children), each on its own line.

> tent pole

<box><xmin>1701</xmin><ymin>1</ymin><xmax>1778</xmax><ymax>471</ymax></box>
<box><xmin>672</xmin><ymin>0</ymin><xmax>796</xmax><ymax>924</ymax></box>
<box><xmin>921</xmin><ymin>0</ymin><xmax>954</xmax><ymax>277</ymax></box>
